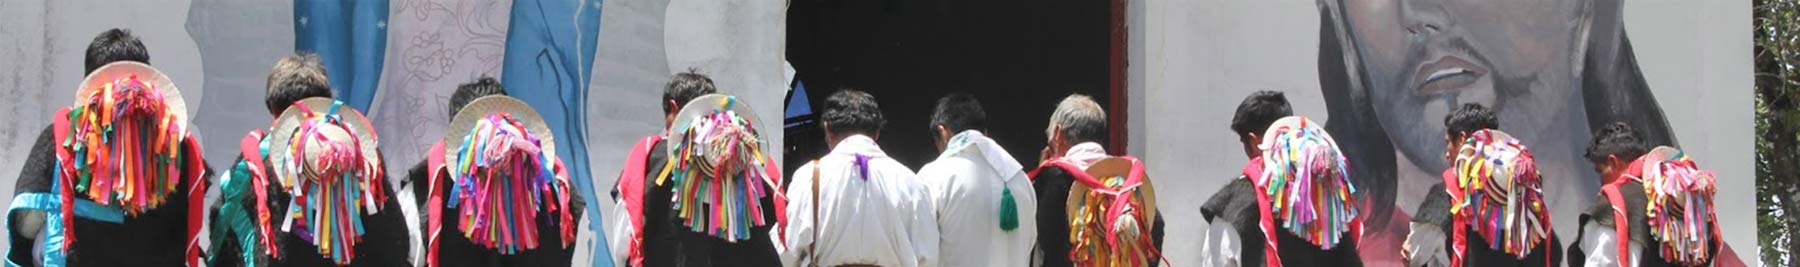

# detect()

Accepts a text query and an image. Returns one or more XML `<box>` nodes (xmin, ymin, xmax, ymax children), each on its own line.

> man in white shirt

<box><xmin>781</xmin><ymin>90</ymin><xmax>939</xmax><ymax>267</ymax></box>
<box><xmin>916</xmin><ymin>93</ymin><xmax>1037</xmax><ymax>267</ymax></box>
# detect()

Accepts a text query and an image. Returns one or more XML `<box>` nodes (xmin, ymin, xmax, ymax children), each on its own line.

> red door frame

<box><xmin>1107</xmin><ymin>0</ymin><xmax>1130</xmax><ymax>154</ymax></box>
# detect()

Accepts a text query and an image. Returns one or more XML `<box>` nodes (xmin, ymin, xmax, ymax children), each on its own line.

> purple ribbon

<box><xmin>854</xmin><ymin>154</ymin><xmax>870</xmax><ymax>181</ymax></box>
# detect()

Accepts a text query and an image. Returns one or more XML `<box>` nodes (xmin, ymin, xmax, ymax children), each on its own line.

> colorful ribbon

<box><xmin>655</xmin><ymin>102</ymin><xmax>777</xmax><ymax>242</ymax></box>
<box><xmin>1252</xmin><ymin>118</ymin><xmax>1358</xmax><ymax>251</ymax></box>
<box><xmin>1446</xmin><ymin>130</ymin><xmax>1550</xmax><ymax>264</ymax></box>
<box><xmin>1640</xmin><ymin>151</ymin><xmax>1718</xmax><ymax>265</ymax></box>
<box><xmin>51</xmin><ymin>74</ymin><xmax>207</xmax><ymax>261</ymax></box>
<box><xmin>1060</xmin><ymin>157</ymin><xmax>1161</xmax><ymax>267</ymax></box>
<box><xmin>447</xmin><ymin>113</ymin><xmax>577</xmax><ymax>254</ymax></box>
<box><xmin>56</xmin><ymin>75</ymin><xmax>187</xmax><ymax>216</ymax></box>
<box><xmin>272</xmin><ymin>101</ymin><xmax>385</xmax><ymax>265</ymax></box>
<box><xmin>211</xmin><ymin>130</ymin><xmax>284</xmax><ymax>266</ymax></box>
<box><xmin>1239</xmin><ymin>118</ymin><xmax>1363</xmax><ymax>267</ymax></box>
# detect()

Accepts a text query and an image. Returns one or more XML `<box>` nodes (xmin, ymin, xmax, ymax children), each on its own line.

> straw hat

<box><xmin>267</xmin><ymin>97</ymin><xmax>380</xmax><ymax>185</ymax></box>
<box><xmin>1259</xmin><ymin>116</ymin><xmax>1315</xmax><ymax>149</ymax></box>
<box><xmin>75</xmin><ymin>61</ymin><xmax>187</xmax><ymax>127</ymax></box>
<box><xmin>1642</xmin><ymin>146</ymin><xmax>1683</xmax><ymax>167</ymax></box>
<box><xmin>1454</xmin><ymin>129</ymin><xmax>1526</xmax><ymax>189</ymax></box>
<box><xmin>1065</xmin><ymin>157</ymin><xmax>1159</xmax><ymax>233</ymax></box>
<box><xmin>666</xmin><ymin>94</ymin><xmax>769</xmax><ymax>178</ymax></box>
<box><xmin>443</xmin><ymin>95</ymin><xmax>555</xmax><ymax>179</ymax></box>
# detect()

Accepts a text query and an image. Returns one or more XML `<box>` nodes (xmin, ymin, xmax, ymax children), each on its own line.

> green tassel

<box><xmin>999</xmin><ymin>187</ymin><xmax>1019</xmax><ymax>231</ymax></box>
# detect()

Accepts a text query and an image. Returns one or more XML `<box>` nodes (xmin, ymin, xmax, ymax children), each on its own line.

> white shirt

<box><xmin>916</xmin><ymin>131</ymin><xmax>1037</xmax><ymax>267</ymax></box>
<box><xmin>780</xmin><ymin>135</ymin><xmax>940</xmax><ymax>267</ymax></box>
<box><xmin>1579</xmin><ymin>220</ymin><xmax>1643</xmax><ymax>267</ymax></box>
<box><xmin>1401</xmin><ymin>222</ymin><xmax>1449</xmax><ymax>267</ymax></box>
<box><xmin>1061</xmin><ymin>142</ymin><xmax>1109</xmax><ymax>169</ymax></box>
<box><xmin>1199</xmin><ymin>219</ymin><xmax>1243</xmax><ymax>267</ymax></box>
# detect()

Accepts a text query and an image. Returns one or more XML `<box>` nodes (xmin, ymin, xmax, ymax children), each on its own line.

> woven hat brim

<box><xmin>75</xmin><ymin>61</ymin><xmax>187</xmax><ymax>127</ymax></box>
<box><xmin>443</xmin><ymin>95</ymin><xmax>555</xmax><ymax>179</ymax></box>
<box><xmin>1257</xmin><ymin>116</ymin><xmax>1312</xmax><ymax>149</ymax></box>
<box><xmin>267</xmin><ymin>97</ymin><xmax>380</xmax><ymax>184</ymax></box>
<box><xmin>667</xmin><ymin>94</ymin><xmax>767</xmax><ymax>148</ymax></box>
<box><xmin>665</xmin><ymin>94</ymin><xmax>770</xmax><ymax>177</ymax></box>
<box><xmin>1066</xmin><ymin>157</ymin><xmax>1158</xmax><ymax>231</ymax></box>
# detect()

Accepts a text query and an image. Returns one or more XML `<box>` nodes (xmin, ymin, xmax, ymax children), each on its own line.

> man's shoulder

<box><xmin>1200</xmin><ymin>178</ymin><xmax>1257</xmax><ymax>222</ymax></box>
<box><xmin>917</xmin><ymin>157</ymin><xmax>976</xmax><ymax>177</ymax></box>
<box><xmin>870</xmin><ymin>157</ymin><xmax>917</xmax><ymax>175</ymax></box>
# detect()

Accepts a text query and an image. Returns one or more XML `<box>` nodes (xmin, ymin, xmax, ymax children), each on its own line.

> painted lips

<box><xmin>1413</xmin><ymin>55</ymin><xmax>1488</xmax><ymax>94</ymax></box>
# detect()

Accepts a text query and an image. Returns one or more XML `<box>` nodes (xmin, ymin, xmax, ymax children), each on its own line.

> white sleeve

<box><xmin>910</xmin><ymin>180</ymin><xmax>942</xmax><ymax>267</ymax></box>
<box><xmin>1200</xmin><ymin>220</ymin><xmax>1242</xmax><ymax>267</ymax></box>
<box><xmin>607</xmin><ymin>200</ymin><xmax>633</xmax><ymax>267</ymax></box>
<box><xmin>779</xmin><ymin>167</ymin><xmax>814</xmax><ymax>267</ymax></box>
<box><xmin>1580</xmin><ymin>222</ymin><xmax>1643</xmax><ymax>267</ymax></box>
<box><xmin>1402</xmin><ymin>222</ymin><xmax>1448</xmax><ymax>267</ymax></box>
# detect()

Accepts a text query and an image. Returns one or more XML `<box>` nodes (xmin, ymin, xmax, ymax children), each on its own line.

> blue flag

<box><xmin>500</xmin><ymin>0</ymin><xmax>612</xmax><ymax>265</ymax></box>
<box><xmin>294</xmin><ymin>0</ymin><xmax>388</xmax><ymax>112</ymax></box>
<box><xmin>786</xmin><ymin>81</ymin><xmax>813</xmax><ymax>129</ymax></box>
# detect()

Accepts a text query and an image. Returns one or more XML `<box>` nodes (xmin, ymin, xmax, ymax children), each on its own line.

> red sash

<box><xmin>181</xmin><ymin>128</ymin><xmax>206</xmax><ymax>267</ymax></box>
<box><xmin>616</xmin><ymin>136</ymin><xmax>661</xmax><ymax>267</ymax></box>
<box><xmin>1599</xmin><ymin>159</ymin><xmax>1645</xmax><ymax>267</ymax></box>
<box><xmin>239</xmin><ymin>130</ymin><xmax>281</xmax><ymax>259</ymax></box>
<box><xmin>1025</xmin><ymin>158</ymin><xmax>1083</xmax><ymax>182</ymax></box>
<box><xmin>424</xmin><ymin>141</ymin><xmax>448</xmax><ymax>267</ymax></box>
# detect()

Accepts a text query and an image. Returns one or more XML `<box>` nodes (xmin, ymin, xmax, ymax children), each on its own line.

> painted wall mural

<box><xmin>1135</xmin><ymin>1</ymin><xmax>1753</xmax><ymax>265</ymax></box>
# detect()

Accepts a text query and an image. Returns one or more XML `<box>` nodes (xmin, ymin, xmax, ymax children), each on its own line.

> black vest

<box><xmin>8</xmin><ymin>126</ymin><xmax>204</xmax><ymax>267</ymax></box>
<box><xmin>1199</xmin><ymin>178</ymin><xmax>1363</xmax><ymax>267</ymax></box>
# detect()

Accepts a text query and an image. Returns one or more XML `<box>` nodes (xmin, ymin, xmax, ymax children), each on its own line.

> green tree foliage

<box><xmin>1757</xmin><ymin>0</ymin><xmax>1800</xmax><ymax>265</ymax></box>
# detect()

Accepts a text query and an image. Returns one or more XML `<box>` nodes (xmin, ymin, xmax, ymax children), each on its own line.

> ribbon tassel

<box><xmin>657</xmin><ymin>104</ymin><xmax>777</xmax><ymax>242</ymax></box>
<box><xmin>448</xmin><ymin>113</ymin><xmax>577</xmax><ymax>253</ymax></box>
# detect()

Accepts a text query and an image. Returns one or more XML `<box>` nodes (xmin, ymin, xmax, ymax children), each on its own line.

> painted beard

<box><xmin>1369</xmin><ymin>36</ymin><xmax>1557</xmax><ymax>174</ymax></box>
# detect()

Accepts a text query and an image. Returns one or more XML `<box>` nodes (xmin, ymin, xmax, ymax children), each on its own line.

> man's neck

<box><xmin>1061</xmin><ymin>142</ymin><xmax>1109</xmax><ymax>169</ymax></box>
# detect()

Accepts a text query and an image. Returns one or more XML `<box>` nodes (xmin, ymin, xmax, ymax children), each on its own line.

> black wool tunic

<box><xmin>408</xmin><ymin>157</ymin><xmax>586</xmax><ymax>267</ymax></box>
<box><xmin>7</xmin><ymin>125</ymin><xmax>210</xmax><ymax>267</ymax></box>
<box><xmin>1410</xmin><ymin>183</ymin><xmax>1563</xmax><ymax>267</ymax></box>
<box><xmin>212</xmin><ymin>152</ymin><xmax>412</xmax><ymax>267</ymax></box>
<box><xmin>1199</xmin><ymin>178</ymin><xmax>1363</xmax><ymax>267</ymax></box>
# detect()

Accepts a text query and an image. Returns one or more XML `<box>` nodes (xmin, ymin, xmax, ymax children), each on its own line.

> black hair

<box><xmin>1229</xmin><ymin>90</ymin><xmax>1293</xmax><ymax>139</ymax></box>
<box><xmin>448</xmin><ymin>76</ymin><xmax>509</xmax><ymax>118</ymax></box>
<box><xmin>85</xmin><ymin>28</ymin><xmax>149</xmax><ymax>75</ymax></box>
<box><xmin>264</xmin><ymin>53</ymin><xmax>333</xmax><ymax>116</ymax></box>
<box><xmin>663</xmin><ymin>69</ymin><xmax>718</xmax><ymax>114</ymax></box>
<box><xmin>1585</xmin><ymin>122</ymin><xmax>1650</xmax><ymax>164</ymax></box>
<box><xmin>822</xmin><ymin>89</ymin><xmax>886</xmax><ymax>136</ymax></box>
<box><xmin>929</xmin><ymin>92</ymin><xmax>988</xmax><ymax>134</ymax></box>
<box><xmin>1443</xmin><ymin>103</ymin><xmax>1499</xmax><ymax>137</ymax></box>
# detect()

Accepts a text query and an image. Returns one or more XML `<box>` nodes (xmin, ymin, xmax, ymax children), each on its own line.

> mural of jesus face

<box><xmin>1318</xmin><ymin>1</ymin><xmax>1703</xmax><ymax>261</ymax></box>
<box><xmin>1339</xmin><ymin>0</ymin><xmax>1590</xmax><ymax>179</ymax></box>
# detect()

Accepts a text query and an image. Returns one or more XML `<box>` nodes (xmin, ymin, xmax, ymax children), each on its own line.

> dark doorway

<box><xmin>784</xmin><ymin>0</ymin><xmax>1118</xmax><ymax>174</ymax></box>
